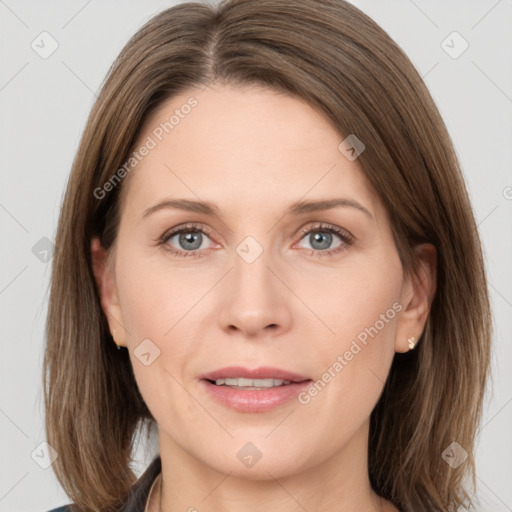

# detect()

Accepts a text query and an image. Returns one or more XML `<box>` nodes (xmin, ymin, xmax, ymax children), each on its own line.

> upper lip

<box><xmin>201</xmin><ymin>366</ymin><xmax>311</xmax><ymax>383</ymax></box>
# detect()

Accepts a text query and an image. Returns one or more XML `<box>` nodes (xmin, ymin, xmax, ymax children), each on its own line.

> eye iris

<box><xmin>179</xmin><ymin>231</ymin><xmax>202</xmax><ymax>250</ymax></box>
<box><xmin>310</xmin><ymin>231</ymin><xmax>332</xmax><ymax>250</ymax></box>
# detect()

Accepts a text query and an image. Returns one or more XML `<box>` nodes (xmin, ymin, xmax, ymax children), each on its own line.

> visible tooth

<box><xmin>214</xmin><ymin>377</ymin><xmax>290</xmax><ymax>387</ymax></box>
<box><xmin>252</xmin><ymin>378</ymin><xmax>277</xmax><ymax>387</ymax></box>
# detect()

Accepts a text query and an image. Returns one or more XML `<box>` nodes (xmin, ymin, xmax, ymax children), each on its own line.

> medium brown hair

<box><xmin>43</xmin><ymin>0</ymin><xmax>492</xmax><ymax>510</ymax></box>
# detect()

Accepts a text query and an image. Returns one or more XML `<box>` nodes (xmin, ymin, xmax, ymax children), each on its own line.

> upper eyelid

<box><xmin>297</xmin><ymin>223</ymin><xmax>351</xmax><ymax>237</ymax></box>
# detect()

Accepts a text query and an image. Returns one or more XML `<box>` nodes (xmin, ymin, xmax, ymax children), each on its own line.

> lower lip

<box><xmin>200</xmin><ymin>379</ymin><xmax>312</xmax><ymax>413</ymax></box>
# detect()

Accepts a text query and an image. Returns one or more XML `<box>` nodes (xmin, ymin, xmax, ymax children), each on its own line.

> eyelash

<box><xmin>157</xmin><ymin>222</ymin><xmax>354</xmax><ymax>258</ymax></box>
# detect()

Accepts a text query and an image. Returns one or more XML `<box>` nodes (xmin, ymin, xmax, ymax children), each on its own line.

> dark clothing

<box><xmin>46</xmin><ymin>456</ymin><xmax>161</xmax><ymax>512</ymax></box>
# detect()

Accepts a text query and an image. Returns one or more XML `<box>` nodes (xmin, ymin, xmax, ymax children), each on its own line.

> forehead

<box><xmin>119</xmin><ymin>83</ymin><xmax>383</xmax><ymax>222</ymax></box>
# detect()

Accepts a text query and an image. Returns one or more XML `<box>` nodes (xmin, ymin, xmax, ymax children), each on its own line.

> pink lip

<box><xmin>199</xmin><ymin>366</ymin><xmax>312</xmax><ymax>413</ymax></box>
<box><xmin>200</xmin><ymin>366</ymin><xmax>310</xmax><ymax>382</ymax></box>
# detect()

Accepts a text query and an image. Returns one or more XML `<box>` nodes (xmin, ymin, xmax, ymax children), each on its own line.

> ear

<box><xmin>91</xmin><ymin>237</ymin><xmax>126</xmax><ymax>347</ymax></box>
<box><xmin>394</xmin><ymin>243</ymin><xmax>437</xmax><ymax>353</ymax></box>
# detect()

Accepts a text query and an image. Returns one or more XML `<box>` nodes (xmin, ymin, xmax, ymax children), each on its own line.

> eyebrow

<box><xmin>287</xmin><ymin>198</ymin><xmax>373</xmax><ymax>219</ymax></box>
<box><xmin>141</xmin><ymin>197</ymin><xmax>373</xmax><ymax>221</ymax></box>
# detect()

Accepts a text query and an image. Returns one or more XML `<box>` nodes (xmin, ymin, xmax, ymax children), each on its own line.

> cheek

<box><xmin>319</xmin><ymin>252</ymin><xmax>402</xmax><ymax>350</ymax></box>
<box><xmin>114</xmin><ymin>248</ymin><xmax>200</xmax><ymax>339</ymax></box>
<box><xmin>306</xmin><ymin>252</ymin><xmax>402</xmax><ymax>405</ymax></box>
<box><xmin>113</xmin><ymin>248</ymin><xmax>206</xmax><ymax>411</ymax></box>
<box><xmin>297</xmin><ymin>303</ymin><xmax>398</xmax><ymax>451</ymax></box>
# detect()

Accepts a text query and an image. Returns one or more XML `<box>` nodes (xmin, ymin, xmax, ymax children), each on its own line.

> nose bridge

<box><xmin>218</xmin><ymin>235</ymin><xmax>291</xmax><ymax>335</ymax></box>
<box><xmin>234</xmin><ymin>241</ymin><xmax>272</xmax><ymax>295</ymax></box>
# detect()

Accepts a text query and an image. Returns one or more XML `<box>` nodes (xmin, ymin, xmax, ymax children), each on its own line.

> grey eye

<box><xmin>299</xmin><ymin>230</ymin><xmax>343</xmax><ymax>251</ymax></box>
<box><xmin>168</xmin><ymin>230</ymin><xmax>210</xmax><ymax>251</ymax></box>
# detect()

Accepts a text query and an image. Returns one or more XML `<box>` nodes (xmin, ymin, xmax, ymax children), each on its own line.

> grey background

<box><xmin>1</xmin><ymin>0</ymin><xmax>511</xmax><ymax>510</ymax></box>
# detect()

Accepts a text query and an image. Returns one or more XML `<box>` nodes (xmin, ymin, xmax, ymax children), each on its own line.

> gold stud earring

<box><xmin>407</xmin><ymin>336</ymin><xmax>417</xmax><ymax>350</ymax></box>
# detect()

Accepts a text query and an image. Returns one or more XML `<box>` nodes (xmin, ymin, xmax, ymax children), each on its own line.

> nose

<box><xmin>218</xmin><ymin>247</ymin><xmax>292</xmax><ymax>338</ymax></box>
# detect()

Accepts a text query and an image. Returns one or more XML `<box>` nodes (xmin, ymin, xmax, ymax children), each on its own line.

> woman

<box><xmin>44</xmin><ymin>0</ymin><xmax>492</xmax><ymax>511</ymax></box>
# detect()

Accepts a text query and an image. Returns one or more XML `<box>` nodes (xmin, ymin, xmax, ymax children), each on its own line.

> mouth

<box><xmin>200</xmin><ymin>365</ymin><xmax>311</xmax><ymax>387</ymax></box>
<box><xmin>199</xmin><ymin>366</ymin><xmax>313</xmax><ymax>412</ymax></box>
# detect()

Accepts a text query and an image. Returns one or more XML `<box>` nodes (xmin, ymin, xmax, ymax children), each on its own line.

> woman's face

<box><xmin>94</xmin><ymin>83</ymin><xmax>432</xmax><ymax>480</ymax></box>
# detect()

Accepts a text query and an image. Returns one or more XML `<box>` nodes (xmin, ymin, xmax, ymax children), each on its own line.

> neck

<box><xmin>150</xmin><ymin>419</ymin><xmax>397</xmax><ymax>512</ymax></box>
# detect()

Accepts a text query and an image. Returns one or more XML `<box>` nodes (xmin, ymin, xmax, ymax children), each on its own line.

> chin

<box><xmin>196</xmin><ymin>443</ymin><xmax>312</xmax><ymax>481</ymax></box>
